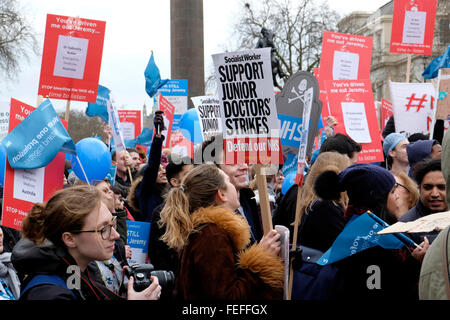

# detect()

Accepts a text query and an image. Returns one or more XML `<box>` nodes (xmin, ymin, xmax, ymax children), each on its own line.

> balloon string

<box><xmin>76</xmin><ymin>155</ymin><xmax>90</xmax><ymax>185</ymax></box>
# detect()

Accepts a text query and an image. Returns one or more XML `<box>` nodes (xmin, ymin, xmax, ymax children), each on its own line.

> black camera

<box><xmin>125</xmin><ymin>264</ymin><xmax>175</xmax><ymax>292</ymax></box>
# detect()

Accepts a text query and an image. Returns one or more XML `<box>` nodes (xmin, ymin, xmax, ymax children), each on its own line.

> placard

<box><xmin>381</xmin><ymin>98</ymin><xmax>394</xmax><ymax>131</ymax></box>
<box><xmin>1</xmin><ymin>99</ymin><xmax>65</xmax><ymax>230</ymax></box>
<box><xmin>212</xmin><ymin>47</ymin><xmax>283</xmax><ymax>164</ymax></box>
<box><xmin>325</xmin><ymin>80</ymin><xmax>383</xmax><ymax>163</ymax></box>
<box><xmin>126</xmin><ymin>220</ymin><xmax>151</xmax><ymax>265</ymax></box>
<box><xmin>390</xmin><ymin>0</ymin><xmax>437</xmax><ymax>55</ymax></box>
<box><xmin>38</xmin><ymin>14</ymin><xmax>106</xmax><ymax>102</ymax></box>
<box><xmin>157</xmin><ymin>95</ymin><xmax>175</xmax><ymax>149</ymax></box>
<box><xmin>436</xmin><ymin>68</ymin><xmax>450</xmax><ymax>120</ymax></box>
<box><xmin>191</xmin><ymin>96</ymin><xmax>223</xmax><ymax>141</ymax></box>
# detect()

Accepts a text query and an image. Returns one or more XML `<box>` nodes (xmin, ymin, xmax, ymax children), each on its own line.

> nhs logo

<box><xmin>278</xmin><ymin>114</ymin><xmax>303</xmax><ymax>148</ymax></box>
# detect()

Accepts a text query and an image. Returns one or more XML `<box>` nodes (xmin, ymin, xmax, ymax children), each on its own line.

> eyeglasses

<box><xmin>392</xmin><ymin>182</ymin><xmax>409</xmax><ymax>193</ymax></box>
<box><xmin>71</xmin><ymin>216</ymin><xmax>117</xmax><ymax>240</ymax></box>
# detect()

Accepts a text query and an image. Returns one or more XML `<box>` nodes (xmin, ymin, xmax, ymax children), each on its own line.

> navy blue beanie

<box><xmin>337</xmin><ymin>163</ymin><xmax>395</xmax><ymax>207</ymax></box>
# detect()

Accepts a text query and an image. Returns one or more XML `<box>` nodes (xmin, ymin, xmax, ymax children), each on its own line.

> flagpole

<box><xmin>76</xmin><ymin>155</ymin><xmax>90</xmax><ymax>185</ymax></box>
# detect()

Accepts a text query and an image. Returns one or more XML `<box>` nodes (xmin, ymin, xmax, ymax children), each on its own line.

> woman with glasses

<box><xmin>11</xmin><ymin>185</ymin><xmax>161</xmax><ymax>300</ymax></box>
<box><xmin>387</xmin><ymin>171</ymin><xmax>419</xmax><ymax>221</ymax></box>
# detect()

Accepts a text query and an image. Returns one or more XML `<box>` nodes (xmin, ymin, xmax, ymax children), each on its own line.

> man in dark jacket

<box><xmin>399</xmin><ymin>159</ymin><xmax>448</xmax><ymax>245</ymax></box>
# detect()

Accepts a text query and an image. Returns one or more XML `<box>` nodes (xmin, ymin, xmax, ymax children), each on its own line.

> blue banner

<box><xmin>317</xmin><ymin>212</ymin><xmax>406</xmax><ymax>266</ymax></box>
<box><xmin>3</xmin><ymin>99</ymin><xmax>76</xmax><ymax>169</ymax></box>
<box><xmin>86</xmin><ymin>85</ymin><xmax>111</xmax><ymax>123</ymax></box>
<box><xmin>144</xmin><ymin>52</ymin><xmax>168</xmax><ymax>98</ymax></box>
<box><xmin>126</xmin><ymin>220</ymin><xmax>151</xmax><ymax>265</ymax></box>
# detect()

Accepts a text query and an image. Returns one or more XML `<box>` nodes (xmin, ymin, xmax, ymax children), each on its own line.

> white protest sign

<box><xmin>341</xmin><ymin>102</ymin><xmax>372</xmax><ymax>143</ymax></box>
<box><xmin>53</xmin><ymin>35</ymin><xmax>89</xmax><ymax>79</ymax></box>
<box><xmin>107</xmin><ymin>96</ymin><xmax>126</xmax><ymax>152</ymax></box>
<box><xmin>13</xmin><ymin>168</ymin><xmax>45</xmax><ymax>203</ymax></box>
<box><xmin>377</xmin><ymin>210</ymin><xmax>450</xmax><ymax>235</ymax></box>
<box><xmin>212</xmin><ymin>47</ymin><xmax>282</xmax><ymax>164</ymax></box>
<box><xmin>332</xmin><ymin>51</ymin><xmax>359</xmax><ymax>80</ymax></box>
<box><xmin>389</xmin><ymin>81</ymin><xmax>436</xmax><ymax>137</ymax></box>
<box><xmin>402</xmin><ymin>11</ymin><xmax>427</xmax><ymax>44</ymax></box>
<box><xmin>191</xmin><ymin>96</ymin><xmax>222</xmax><ymax>141</ymax></box>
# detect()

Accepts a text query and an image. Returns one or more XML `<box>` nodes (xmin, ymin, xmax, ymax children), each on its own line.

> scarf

<box><xmin>0</xmin><ymin>252</ymin><xmax>21</xmax><ymax>299</ymax></box>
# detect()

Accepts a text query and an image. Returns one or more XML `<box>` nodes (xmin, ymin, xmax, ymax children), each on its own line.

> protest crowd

<box><xmin>1</xmin><ymin>2</ymin><xmax>450</xmax><ymax>304</ymax></box>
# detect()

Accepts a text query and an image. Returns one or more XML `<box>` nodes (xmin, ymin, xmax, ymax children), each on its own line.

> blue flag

<box><xmin>3</xmin><ymin>99</ymin><xmax>76</xmax><ymax>169</ymax></box>
<box><xmin>317</xmin><ymin>212</ymin><xmax>407</xmax><ymax>266</ymax></box>
<box><xmin>422</xmin><ymin>44</ymin><xmax>450</xmax><ymax>79</ymax></box>
<box><xmin>144</xmin><ymin>52</ymin><xmax>168</xmax><ymax>98</ymax></box>
<box><xmin>86</xmin><ymin>85</ymin><xmax>111</xmax><ymax>123</ymax></box>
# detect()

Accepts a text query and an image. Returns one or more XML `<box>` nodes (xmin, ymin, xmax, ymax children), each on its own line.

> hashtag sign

<box><xmin>405</xmin><ymin>94</ymin><xmax>427</xmax><ymax>112</ymax></box>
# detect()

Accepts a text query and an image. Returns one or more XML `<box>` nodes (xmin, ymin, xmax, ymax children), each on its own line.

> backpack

<box><xmin>20</xmin><ymin>274</ymin><xmax>77</xmax><ymax>300</ymax></box>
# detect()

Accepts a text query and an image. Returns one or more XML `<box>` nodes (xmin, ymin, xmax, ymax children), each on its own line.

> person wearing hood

<box><xmin>314</xmin><ymin>163</ymin><xmax>428</xmax><ymax>299</ymax></box>
<box><xmin>0</xmin><ymin>227</ymin><xmax>21</xmax><ymax>300</ymax></box>
<box><xmin>11</xmin><ymin>185</ymin><xmax>161</xmax><ymax>300</ymax></box>
<box><xmin>406</xmin><ymin>139</ymin><xmax>442</xmax><ymax>180</ymax></box>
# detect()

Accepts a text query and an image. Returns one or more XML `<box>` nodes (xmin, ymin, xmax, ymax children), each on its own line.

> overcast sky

<box><xmin>0</xmin><ymin>0</ymin><xmax>391</xmax><ymax>114</ymax></box>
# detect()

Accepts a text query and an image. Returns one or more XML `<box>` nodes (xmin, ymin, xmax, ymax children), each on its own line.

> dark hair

<box><xmin>126</xmin><ymin>148</ymin><xmax>138</xmax><ymax>154</ymax></box>
<box><xmin>165</xmin><ymin>155</ymin><xmax>192</xmax><ymax>186</ymax></box>
<box><xmin>413</xmin><ymin>158</ymin><xmax>442</xmax><ymax>186</ymax></box>
<box><xmin>319</xmin><ymin>133</ymin><xmax>362</xmax><ymax>159</ymax></box>
<box><xmin>110</xmin><ymin>185</ymin><xmax>126</xmax><ymax>198</ymax></box>
<box><xmin>408</xmin><ymin>132</ymin><xmax>429</xmax><ymax>142</ymax></box>
<box><xmin>193</xmin><ymin>134</ymin><xmax>223</xmax><ymax>166</ymax></box>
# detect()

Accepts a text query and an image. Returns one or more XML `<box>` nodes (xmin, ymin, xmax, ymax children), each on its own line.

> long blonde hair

<box><xmin>298</xmin><ymin>151</ymin><xmax>351</xmax><ymax>216</ymax></box>
<box><xmin>159</xmin><ymin>164</ymin><xmax>227</xmax><ymax>251</ymax></box>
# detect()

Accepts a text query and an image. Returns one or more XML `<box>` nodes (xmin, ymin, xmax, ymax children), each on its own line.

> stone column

<box><xmin>170</xmin><ymin>0</ymin><xmax>205</xmax><ymax>108</ymax></box>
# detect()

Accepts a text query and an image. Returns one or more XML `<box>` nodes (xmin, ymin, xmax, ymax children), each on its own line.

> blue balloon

<box><xmin>70</xmin><ymin>138</ymin><xmax>111</xmax><ymax>183</ymax></box>
<box><xmin>0</xmin><ymin>143</ymin><xmax>6</xmax><ymax>186</ymax></box>
<box><xmin>178</xmin><ymin>108</ymin><xmax>202</xmax><ymax>144</ymax></box>
<box><xmin>281</xmin><ymin>170</ymin><xmax>297</xmax><ymax>195</ymax></box>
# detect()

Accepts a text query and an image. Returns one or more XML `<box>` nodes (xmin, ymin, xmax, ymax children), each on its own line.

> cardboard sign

<box><xmin>377</xmin><ymin>210</ymin><xmax>450</xmax><ymax>235</ymax></box>
<box><xmin>319</xmin><ymin>31</ymin><xmax>373</xmax><ymax>82</ymax></box>
<box><xmin>275</xmin><ymin>71</ymin><xmax>322</xmax><ymax>159</ymax></box>
<box><xmin>212</xmin><ymin>47</ymin><xmax>283</xmax><ymax>164</ymax></box>
<box><xmin>389</xmin><ymin>81</ymin><xmax>436</xmax><ymax>137</ymax></box>
<box><xmin>380</xmin><ymin>98</ymin><xmax>394</xmax><ymax>132</ymax></box>
<box><xmin>325</xmin><ymin>80</ymin><xmax>384</xmax><ymax>163</ymax></box>
<box><xmin>38</xmin><ymin>14</ymin><xmax>106</xmax><ymax>102</ymax></box>
<box><xmin>1</xmin><ymin>99</ymin><xmax>65</xmax><ymax>230</ymax></box>
<box><xmin>191</xmin><ymin>96</ymin><xmax>223</xmax><ymax>141</ymax></box>
<box><xmin>157</xmin><ymin>95</ymin><xmax>175</xmax><ymax>149</ymax></box>
<box><xmin>390</xmin><ymin>0</ymin><xmax>437</xmax><ymax>55</ymax></box>
<box><xmin>436</xmin><ymin>68</ymin><xmax>450</xmax><ymax>120</ymax></box>
<box><xmin>126</xmin><ymin>220</ymin><xmax>151</xmax><ymax>265</ymax></box>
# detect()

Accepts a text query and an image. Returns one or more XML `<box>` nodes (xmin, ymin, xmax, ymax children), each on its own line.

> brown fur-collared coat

<box><xmin>175</xmin><ymin>206</ymin><xmax>284</xmax><ymax>300</ymax></box>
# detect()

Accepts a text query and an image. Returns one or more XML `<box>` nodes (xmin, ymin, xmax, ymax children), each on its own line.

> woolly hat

<box><xmin>383</xmin><ymin>132</ymin><xmax>407</xmax><ymax>157</ymax></box>
<box><xmin>406</xmin><ymin>139</ymin><xmax>435</xmax><ymax>166</ymax></box>
<box><xmin>315</xmin><ymin>163</ymin><xmax>395</xmax><ymax>207</ymax></box>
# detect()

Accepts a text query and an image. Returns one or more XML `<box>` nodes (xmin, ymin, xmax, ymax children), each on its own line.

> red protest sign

<box><xmin>170</xmin><ymin>130</ymin><xmax>194</xmax><ymax>159</ymax></box>
<box><xmin>380</xmin><ymin>98</ymin><xmax>394</xmax><ymax>132</ymax></box>
<box><xmin>325</xmin><ymin>80</ymin><xmax>384</xmax><ymax>163</ymax></box>
<box><xmin>157</xmin><ymin>95</ymin><xmax>175</xmax><ymax>149</ymax></box>
<box><xmin>38</xmin><ymin>14</ymin><xmax>106</xmax><ymax>102</ymax></box>
<box><xmin>319</xmin><ymin>31</ymin><xmax>373</xmax><ymax>82</ymax></box>
<box><xmin>390</xmin><ymin>0</ymin><xmax>437</xmax><ymax>55</ymax></box>
<box><xmin>118</xmin><ymin>109</ymin><xmax>146</xmax><ymax>153</ymax></box>
<box><xmin>313</xmin><ymin>67</ymin><xmax>331</xmax><ymax>120</ymax></box>
<box><xmin>1</xmin><ymin>99</ymin><xmax>65</xmax><ymax>230</ymax></box>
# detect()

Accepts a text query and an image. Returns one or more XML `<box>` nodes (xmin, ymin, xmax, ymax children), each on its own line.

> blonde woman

<box><xmin>160</xmin><ymin>164</ymin><xmax>284</xmax><ymax>300</ymax></box>
<box><xmin>387</xmin><ymin>171</ymin><xmax>420</xmax><ymax>221</ymax></box>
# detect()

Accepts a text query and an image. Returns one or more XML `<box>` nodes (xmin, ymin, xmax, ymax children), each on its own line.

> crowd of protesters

<box><xmin>0</xmin><ymin>112</ymin><xmax>449</xmax><ymax>301</ymax></box>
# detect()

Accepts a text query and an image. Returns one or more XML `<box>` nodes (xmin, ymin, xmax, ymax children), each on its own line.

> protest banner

<box><xmin>380</xmin><ymin>98</ymin><xmax>394</xmax><ymax>132</ymax></box>
<box><xmin>389</xmin><ymin>81</ymin><xmax>436</xmax><ymax>137</ymax></box>
<box><xmin>436</xmin><ymin>68</ymin><xmax>450</xmax><ymax>121</ymax></box>
<box><xmin>0</xmin><ymin>101</ymin><xmax>10</xmax><ymax>141</ymax></box>
<box><xmin>1</xmin><ymin>99</ymin><xmax>66</xmax><ymax>230</ymax></box>
<box><xmin>191</xmin><ymin>95</ymin><xmax>222</xmax><ymax>141</ymax></box>
<box><xmin>126</xmin><ymin>220</ymin><xmax>151</xmax><ymax>265</ymax></box>
<box><xmin>156</xmin><ymin>95</ymin><xmax>175</xmax><ymax>149</ymax></box>
<box><xmin>212</xmin><ymin>47</ymin><xmax>283</xmax><ymax>165</ymax></box>
<box><xmin>324</xmin><ymin>79</ymin><xmax>383</xmax><ymax>163</ymax></box>
<box><xmin>38</xmin><ymin>14</ymin><xmax>106</xmax><ymax>102</ymax></box>
<box><xmin>319</xmin><ymin>31</ymin><xmax>373</xmax><ymax>82</ymax></box>
<box><xmin>275</xmin><ymin>71</ymin><xmax>322</xmax><ymax>158</ymax></box>
<box><xmin>390</xmin><ymin>0</ymin><xmax>437</xmax><ymax>55</ymax></box>
<box><xmin>378</xmin><ymin>210</ymin><xmax>450</xmax><ymax>235</ymax></box>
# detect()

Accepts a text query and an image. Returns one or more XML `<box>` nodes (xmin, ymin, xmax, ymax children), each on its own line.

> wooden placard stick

<box><xmin>65</xmin><ymin>99</ymin><xmax>71</xmax><ymax>122</ymax></box>
<box><xmin>36</xmin><ymin>95</ymin><xmax>44</xmax><ymax>108</ymax></box>
<box><xmin>254</xmin><ymin>164</ymin><xmax>273</xmax><ymax>235</ymax></box>
<box><xmin>287</xmin><ymin>184</ymin><xmax>304</xmax><ymax>300</ymax></box>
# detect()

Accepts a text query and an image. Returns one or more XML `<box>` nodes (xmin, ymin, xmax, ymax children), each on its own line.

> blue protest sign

<box><xmin>86</xmin><ymin>85</ymin><xmax>111</xmax><ymax>123</ymax></box>
<box><xmin>3</xmin><ymin>99</ymin><xmax>76</xmax><ymax>169</ymax></box>
<box><xmin>317</xmin><ymin>212</ymin><xmax>406</xmax><ymax>266</ymax></box>
<box><xmin>155</xmin><ymin>79</ymin><xmax>188</xmax><ymax>115</ymax></box>
<box><xmin>126</xmin><ymin>220</ymin><xmax>151</xmax><ymax>265</ymax></box>
<box><xmin>145</xmin><ymin>52</ymin><xmax>169</xmax><ymax>98</ymax></box>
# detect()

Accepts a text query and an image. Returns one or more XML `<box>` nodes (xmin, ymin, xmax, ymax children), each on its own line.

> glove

<box><xmin>154</xmin><ymin>111</ymin><xmax>165</xmax><ymax>135</ymax></box>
